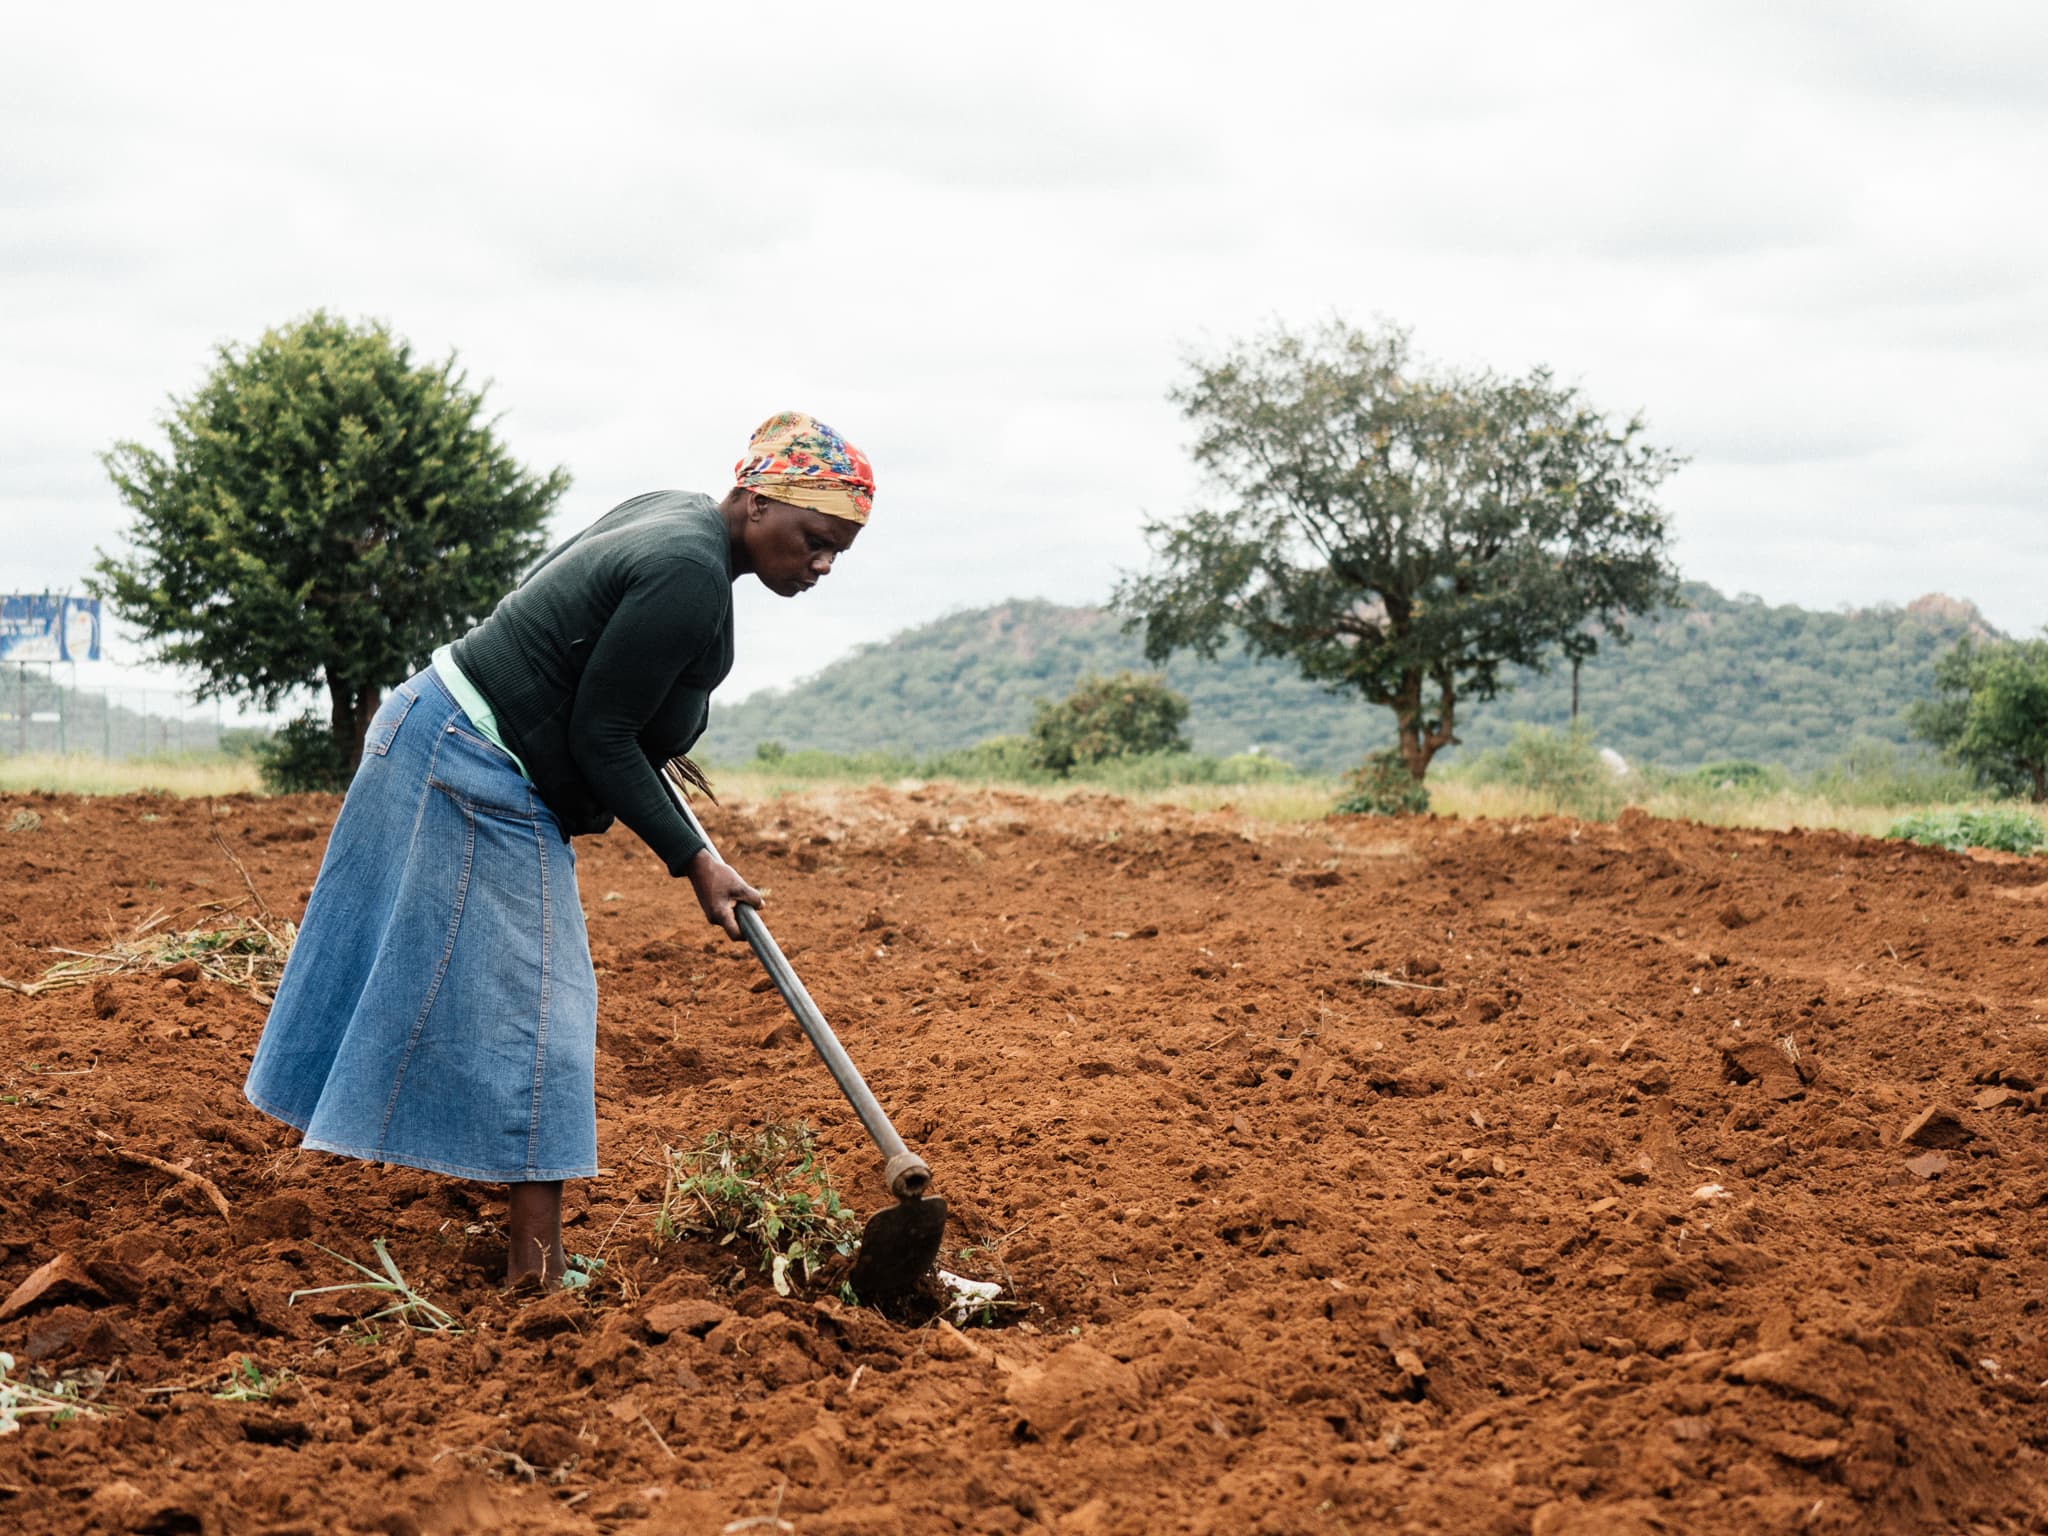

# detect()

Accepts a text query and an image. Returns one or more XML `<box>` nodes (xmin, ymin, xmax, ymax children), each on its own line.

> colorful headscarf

<box><xmin>734</xmin><ymin>411</ymin><xmax>875</xmax><ymax>525</ymax></box>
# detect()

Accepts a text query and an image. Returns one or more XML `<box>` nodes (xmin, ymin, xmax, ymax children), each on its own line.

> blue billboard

<box><xmin>0</xmin><ymin>594</ymin><xmax>102</xmax><ymax>662</ymax></box>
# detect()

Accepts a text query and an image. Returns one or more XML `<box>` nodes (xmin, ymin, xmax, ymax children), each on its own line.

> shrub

<box><xmin>253</xmin><ymin>714</ymin><xmax>352</xmax><ymax>793</ymax></box>
<box><xmin>1692</xmin><ymin>760</ymin><xmax>1779</xmax><ymax>793</ymax></box>
<box><xmin>1468</xmin><ymin>724</ymin><xmax>1622</xmax><ymax>819</ymax></box>
<box><xmin>742</xmin><ymin>747</ymin><xmax>918</xmax><ymax>780</ymax></box>
<box><xmin>1885</xmin><ymin>809</ymin><xmax>2045</xmax><ymax>856</ymax></box>
<box><xmin>1030</xmin><ymin>673</ymin><xmax>1190</xmax><ymax>775</ymax></box>
<box><xmin>1333</xmin><ymin>750</ymin><xmax>1430</xmax><ymax>817</ymax></box>
<box><xmin>920</xmin><ymin>735</ymin><xmax>1048</xmax><ymax>782</ymax></box>
<box><xmin>1216</xmin><ymin>752</ymin><xmax>1300</xmax><ymax>782</ymax></box>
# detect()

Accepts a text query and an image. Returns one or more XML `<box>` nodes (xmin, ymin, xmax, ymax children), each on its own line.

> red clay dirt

<box><xmin>0</xmin><ymin>785</ymin><xmax>2044</xmax><ymax>1535</ymax></box>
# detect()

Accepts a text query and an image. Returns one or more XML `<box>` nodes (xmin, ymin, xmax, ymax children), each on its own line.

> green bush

<box><xmin>1073</xmin><ymin>750</ymin><xmax>1223</xmax><ymax>792</ymax></box>
<box><xmin>253</xmin><ymin>714</ymin><xmax>351</xmax><ymax>793</ymax></box>
<box><xmin>1333</xmin><ymin>750</ymin><xmax>1429</xmax><ymax>817</ymax></box>
<box><xmin>1692</xmin><ymin>760</ymin><xmax>1780</xmax><ymax>793</ymax></box>
<box><xmin>920</xmin><ymin>735</ymin><xmax>1049</xmax><ymax>782</ymax></box>
<box><xmin>1885</xmin><ymin>809</ymin><xmax>2045</xmax><ymax>856</ymax></box>
<box><xmin>754</xmin><ymin>740</ymin><xmax>787</xmax><ymax>764</ymax></box>
<box><xmin>1216</xmin><ymin>752</ymin><xmax>1300</xmax><ymax>782</ymax></box>
<box><xmin>217</xmin><ymin>725</ymin><xmax>272</xmax><ymax>760</ymax></box>
<box><xmin>1468</xmin><ymin>724</ymin><xmax>1622</xmax><ymax>819</ymax></box>
<box><xmin>748</xmin><ymin>747</ymin><xmax>918</xmax><ymax>780</ymax></box>
<box><xmin>1030</xmin><ymin>672</ymin><xmax>1190</xmax><ymax>775</ymax></box>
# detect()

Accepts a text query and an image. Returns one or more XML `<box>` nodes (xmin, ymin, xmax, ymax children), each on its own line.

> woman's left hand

<box><xmin>685</xmin><ymin>848</ymin><xmax>763</xmax><ymax>939</ymax></box>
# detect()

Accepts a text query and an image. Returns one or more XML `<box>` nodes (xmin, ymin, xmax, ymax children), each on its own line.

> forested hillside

<box><xmin>704</xmin><ymin>585</ymin><xmax>1999</xmax><ymax>774</ymax></box>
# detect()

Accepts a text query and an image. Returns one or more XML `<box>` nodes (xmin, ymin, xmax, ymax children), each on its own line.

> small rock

<box><xmin>1974</xmin><ymin>1086</ymin><xmax>2021</xmax><ymax>1112</ymax></box>
<box><xmin>757</xmin><ymin>1021</ymin><xmax>803</xmax><ymax>1049</ymax></box>
<box><xmin>1900</xmin><ymin>1106</ymin><xmax>1972</xmax><ymax>1148</ymax></box>
<box><xmin>1904</xmin><ymin>1152</ymin><xmax>1950</xmax><ymax>1179</ymax></box>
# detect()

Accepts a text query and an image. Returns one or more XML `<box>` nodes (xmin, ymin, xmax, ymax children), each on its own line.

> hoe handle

<box><xmin>661</xmin><ymin>780</ymin><xmax>932</xmax><ymax>1200</ymax></box>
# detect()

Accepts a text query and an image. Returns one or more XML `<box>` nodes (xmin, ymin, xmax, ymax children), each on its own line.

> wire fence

<box><xmin>0</xmin><ymin>662</ymin><xmax>237</xmax><ymax>758</ymax></box>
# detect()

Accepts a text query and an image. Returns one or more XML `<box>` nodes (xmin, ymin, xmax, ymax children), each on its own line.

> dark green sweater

<box><xmin>451</xmin><ymin>491</ymin><xmax>734</xmax><ymax>874</ymax></box>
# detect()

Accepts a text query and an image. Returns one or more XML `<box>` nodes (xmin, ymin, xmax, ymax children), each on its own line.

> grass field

<box><xmin>0</xmin><ymin>752</ymin><xmax>262</xmax><ymax>798</ymax></box>
<box><xmin>3</xmin><ymin>751</ymin><xmax>2041</xmax><ymax>848</ymax></box>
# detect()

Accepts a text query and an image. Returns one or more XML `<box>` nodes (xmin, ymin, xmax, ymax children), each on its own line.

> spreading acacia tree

<box><xmin>1115</xmin><ymin>319</ymin><xmax>1683</xmax><ymax>781</ymax></box>
<box><xmin>92</xmin><ymin>311</ymin><xmax>568</xmax><ymax>775</ymax></box>
<box><xmin>1908</xmin><ymin>635</ymin><xmax>2048</xmax><ymax>801</ymax></box>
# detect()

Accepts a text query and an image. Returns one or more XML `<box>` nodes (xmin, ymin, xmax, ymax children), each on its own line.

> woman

<box><xmin>244</xmin><ymin>411</ymin><xmax>873</xmax><ymax>1285</ymax></box>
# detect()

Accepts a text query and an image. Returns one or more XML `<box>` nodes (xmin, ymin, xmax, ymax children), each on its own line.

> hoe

<box><xmin>661</xmin><ymin>776</ymin><xmax>947</xmax><ymax>1305</ymax></box>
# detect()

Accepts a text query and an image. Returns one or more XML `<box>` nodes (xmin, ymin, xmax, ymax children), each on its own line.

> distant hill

<box><xmin>702</xmin><ymin>584</ymin><xmax>2000</xmax><ymax>775</ymax></box>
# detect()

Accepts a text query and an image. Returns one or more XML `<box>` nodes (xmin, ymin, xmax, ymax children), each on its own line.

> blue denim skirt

<box><xmin>245</xmin><ymin>667</ymin><xmax>599</xmax><ymax>1182</ymax></box>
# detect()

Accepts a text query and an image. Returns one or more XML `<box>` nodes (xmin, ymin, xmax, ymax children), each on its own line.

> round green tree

<box><xmin>92</xmin><ymin>311</ymin><xmax>568</xmax><ymax>781</ymax></box>
<box><xmin>1909</xmin><ymin>635</ymin><xmax>2048</xmax><ymax>801</ymax></box>
<box><xmin>1030</xmin><ymin>672</ymin><xmax>1191</xmax><ymax>775</ymax></box>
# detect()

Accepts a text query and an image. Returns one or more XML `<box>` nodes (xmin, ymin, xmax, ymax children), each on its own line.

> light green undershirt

<box><xmin>432</xmin><ymin>643</ymin><xmax>532</xmax><ymax>781</ymax></box>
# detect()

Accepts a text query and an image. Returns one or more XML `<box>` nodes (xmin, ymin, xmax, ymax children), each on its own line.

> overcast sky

<box><xmin>4</xmin><ymin>1</ymin><xmax>2043</xmax><ymax>713</ymax></box>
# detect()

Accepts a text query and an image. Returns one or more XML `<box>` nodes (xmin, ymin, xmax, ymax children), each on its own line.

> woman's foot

<box><xmin>505</xmin><ymin>1179</ymin><xmax>565</xmax><ymax>1287</ymax></box>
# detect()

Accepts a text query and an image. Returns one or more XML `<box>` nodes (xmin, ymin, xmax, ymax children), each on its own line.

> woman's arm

<box><xmin>565</xmin><ymin>555</ymin><xmax>728</xmax><ymax>876</ymax></box>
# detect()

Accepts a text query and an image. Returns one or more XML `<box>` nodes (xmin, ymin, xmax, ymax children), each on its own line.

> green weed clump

<box><xmin>1885</xmin><ymin>808</ymin><xmax>2045</xmax><ymax>856</ymax></box>
<box><xmin>656</xmin><ymin>1121</ymin><xmax>863</xmax><ymax>1297</ymax></box>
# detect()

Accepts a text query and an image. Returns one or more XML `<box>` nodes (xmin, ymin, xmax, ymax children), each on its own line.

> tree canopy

<box><xmin>1113</xmin><ymin>319</ymin><xmax>1683</xmax><ymax>779</ymax></box>
<box><xmin>92</xmin><ymin>311</ymin><xmax>567</xmax><ymax>773</ymax></box>
<box><xmin>1908</xmin><ymin>635</ymin><xmax>2048</xmax><ymax>801</ymax></box>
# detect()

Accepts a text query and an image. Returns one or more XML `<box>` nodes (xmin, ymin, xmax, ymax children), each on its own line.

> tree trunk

<box><xmin>1393</xmin><ymin>672</ymin><xmax>1458</xmax><ymax>782</ymax></box>
<box><xmin>2032</xmin><ymin>762</ymin><xmax>2046</xmax><ymax>804</ymax></box>
<box><xmin>1571</xmin><ymin>658</ymin><xmax>1582</xmax><ymax>724</ymax></box>
<box><xmin>327</xmin><ymin>671</ymin><xmax>384</xmax><ymax>775</ymax></box>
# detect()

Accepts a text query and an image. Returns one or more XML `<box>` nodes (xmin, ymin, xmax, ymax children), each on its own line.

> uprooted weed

<box><xmin>0</xmin><ymin>903</ymin><xmax>296</xmax><ymax>1001</ymax></box>
<box><xmin>655</xmin><ymin>1120</ymin><xmax>863</xmax><ymax>1298</ymax></box>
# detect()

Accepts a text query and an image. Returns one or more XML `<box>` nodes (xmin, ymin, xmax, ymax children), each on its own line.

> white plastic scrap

<box><xmin>1692</xmin><ymin>1183</ymin><xmax>1732</xmax><ymax>1202</ymax></box>
<box><xmin>936</xmin><ymin>1268</ymin><xmax>1003</xmax><ymax>1325</ymax></box>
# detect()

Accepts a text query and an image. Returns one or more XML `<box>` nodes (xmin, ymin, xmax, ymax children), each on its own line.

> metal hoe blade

<box><xmin>849</xmin><ymin>1195</ymin><xmax>950</xmax><ymax>1304</ymax></box>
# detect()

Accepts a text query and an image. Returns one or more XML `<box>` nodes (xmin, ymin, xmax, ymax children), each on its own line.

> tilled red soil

<box><xmin>0</xmin><ymin>785</ymin><xmax>2044</xmax><ymax>1535</ymax></box>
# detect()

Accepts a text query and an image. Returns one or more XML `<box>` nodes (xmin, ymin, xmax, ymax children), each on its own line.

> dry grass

<box><xmin>1426</xmin><ymin>778</ymin><xmax>2048</xmax><ymax>841</ymax></box>
<box><xmin>0</xmin><ymin>903</ymin><xmax>296</xmax><ymax>1002</ymax></box>
<box><xmin>708</xmin><ymin>765</ymin><xmax>2046</xmax><ymax>845</ymax></box>
<box><xmin>0</xmin><ymin>753</ymin><xmax>262</xmax><ymax>797</ymax></box>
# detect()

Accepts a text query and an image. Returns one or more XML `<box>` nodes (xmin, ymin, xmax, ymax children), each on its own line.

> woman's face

<box><xmin>745</xmin><ymin>496</ymin><xmax>861</xmax><ymax>598</ymax></box>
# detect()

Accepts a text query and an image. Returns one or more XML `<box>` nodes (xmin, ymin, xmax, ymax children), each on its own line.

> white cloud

<box><xmin>2</xmin><ymin>0</ymin><xmax>2043</xmax><ymax>718</ymax></box>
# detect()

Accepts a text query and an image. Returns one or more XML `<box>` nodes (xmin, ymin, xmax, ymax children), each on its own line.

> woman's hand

<box><xmin>685</xmin><ymin>848</ymin><xmax>763</xmax><ymax>939</ymax></box>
